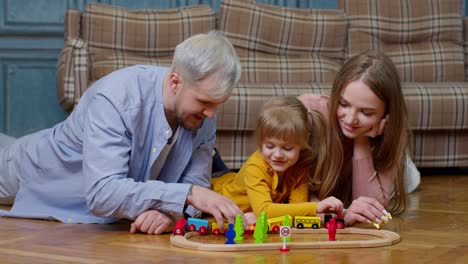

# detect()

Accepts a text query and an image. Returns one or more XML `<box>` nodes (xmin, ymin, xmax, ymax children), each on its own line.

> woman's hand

<box><xmin>364</xmin><ymin>114</ymin><xmax>389</xmax><ymax>138</ymax></box>
<box><xmin>343</xmin><ymin>196</ymin><xmax>389</xmax><ymax>226</ymax></box>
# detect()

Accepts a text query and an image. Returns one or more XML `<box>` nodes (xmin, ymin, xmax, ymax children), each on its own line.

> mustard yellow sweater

<box><xmin>211</xmin><ymin>151</ymin><xmax>317</xmax><ymax>218</ymax></box>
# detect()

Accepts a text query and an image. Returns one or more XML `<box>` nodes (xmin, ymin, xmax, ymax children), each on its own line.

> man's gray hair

<box><xmin>171</xmin><ymin>31</ymin><xmax>241</xmax><ymax>98</ymax></box>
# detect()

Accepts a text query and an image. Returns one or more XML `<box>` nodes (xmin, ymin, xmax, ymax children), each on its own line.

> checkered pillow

<box><xmin>56</xmin><ymin>37</ymin><xmax>89</xmax><ymax>112</ymax></box>
<box><xmin>219</xmin><ymin>0</ymin><xmax>346</xmax><ymax>83</ymax></box>
<box><xmin>235</xmin><ymin>48</ymin><xmax>342</xmax><ymax>83</ymax></box>
<box><xmin>464</xmin><ymin>18</ymin><xmax>468</xmax><ymax>81</ymax></box>
<box><xmin>91</xmin><ymin>51</ymin><xmax>172</xmax><ymax>81</ymax></box>
<box><xmin>344</xmin><ymin>0</ymin><xmax>464</xmax><ymax>82</ymax></box>
<box><xmin>219</xmin><ymin>0</ymin><xmax>346</xmax><ymax>59</ymax></box>
<box><xmin>82</xmin><ymin>3</ymin><xmax>215</xmax><ymax>54</ymax></box>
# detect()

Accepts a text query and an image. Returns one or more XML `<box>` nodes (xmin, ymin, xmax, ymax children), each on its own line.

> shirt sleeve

<box><xmin>179</xmin><ymin>119</ymin><xmax>216</xmax><ymax>218</ymax></box>
<box><xmin>289</xmin><ymin>182</ymin><xmax>309</xmax><ymax>203</ymax></box>
<box><xmin>82</xmin><ymin>94</ymin><xmax>192</xmax><ymax>220</ymax></box>
<box><xmin>352</xmin><ymin>154</ymin><xmax>396</xmax><ymax>207</ymax></box>
<box><xmin>244</xmin><ymin>165</ymin><xmax>317</xmax><ymax>218</ymax></box>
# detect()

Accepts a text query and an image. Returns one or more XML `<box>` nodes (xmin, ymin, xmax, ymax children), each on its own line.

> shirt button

<box><xmin>152</xmin><ymin>147</ymin><xmax>157</xmax><ymax>153</ymax></box>
<box><xmin>165</xmin><ymin>130</ymin><xmax>171</xmax><ymax>138</ymax></box>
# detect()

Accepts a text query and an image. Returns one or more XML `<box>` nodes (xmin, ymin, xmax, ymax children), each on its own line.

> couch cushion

<box><xmin>216</xmin><ymin>81</ymin><xmax>468</xmax><ymax>169</ymax></box>
<box><xmin>219</xmin><ymin>0</ymin><xmax>346</xmax><ymax>83</ymax></box>
<box><xmin>216</xmin><ymin>82</ymin><xmax>468</xmax><ymax>131</ymax></box>
<box><xmin>91</xmin><ymin>48</ymin><xmax>342</xmax><ymax>84</ymax></box>
<box><xmin>217</xmin><ymin>129</ymin><xmax>468</xmax><ymax>169</ymax></box>
<box><xmin>217</xmin><ymin>83</ymin><xmax>332</xmax><ymax>131</ymax></box>
<box><xmin>81</xmin><ymin>3</ymin><xmax>215</xmax><ymax>82</ymax></box>
<box><xmin>219</xmin><ymin>0</ymin><xmax>346</xmax><ymax>59</ymax></box>
<box><xmin>56</xmin><ymin>37</ymin><xmax>89</xmax><ymax>112</ymax></box>
<box><xmin>235</xmin><ymin>48</ymin><xmax>341</xmax><ymax>83</ymax></box>
<box><xmin>57</xmin><ymin>9</ymin><xmax>89</xmax><ymax>112</ymax></box>
<box><xmin>403</xmin><ymin>82</ymin><xmax>468</xmax><ymax>130</ymax></box>
<box><xmin>82</xmin><ymin>3</ymin><xmax>215</xmax><ymax>54</ymax></box>
<box><xmin>464</xmin><ymin>18</ymin><xmax>468</xmax><ymax>81</ymax></box>
<box><xmin>90</xmin><ymin>50</ymin><xmax>172</xmax><ymax>81</ymax></box>
<box><xmin>344</xmin><ymin>0</ymin><xmax>464</xmax><ymax>82</ymax></box>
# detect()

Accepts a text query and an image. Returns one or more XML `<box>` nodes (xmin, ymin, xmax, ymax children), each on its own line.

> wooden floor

<box><xmin>1</xmin><ymin>170</ymin><xmax>468</xmax><ymax>264</ymax></box>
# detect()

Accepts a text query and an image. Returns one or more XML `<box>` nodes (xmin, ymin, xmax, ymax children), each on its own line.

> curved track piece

<box><xmin>170</xmin><ymin>227</ymin><xmax>400</xmax><ymax>251</ymax></box>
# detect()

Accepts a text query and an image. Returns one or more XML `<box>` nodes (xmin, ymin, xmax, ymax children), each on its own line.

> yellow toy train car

<box><xmin>294</xmin><ymin>216</ymin><xmax>321</xmax><ymax>229</ymax></box>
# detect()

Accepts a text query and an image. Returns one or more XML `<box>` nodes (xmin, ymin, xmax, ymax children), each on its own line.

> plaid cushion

<box><xmin>217</xmin><ymin>130</ymin><xmax>468</xmax><ymax>168</ymax></box>
<box><xmin>219</xmin><ymin>0</ymin><xmax>346</xmax><ymax>59</ymax></box>
<box><xmin>404</xmin><ymin>82</ymin><xmax>468</xmax><ymax>130</ymax></box>
<box><xmin>412</xmin><ymin>131</ymin><xmax>468</xmax><ymax>167</ymax></box>
<box><xmin>344</xmin><ymin>0</ymin><xmax>464</xmax><ymax>82</ymax></box>
<box><xmin>216</xmin><ymin>82</ymin><xmax>468</xmax><ymax>168</ymax></box>
<box><xmin>217</xmin><ymin>83</ymin><xmax>331</xmax><ymax>131</ymax></box>
<box><xmin>235</xmin><ymin>47</ymin><xmax>341</xmax><ymax>83</ymax></box>
<box><xmin>56</xmin><ymin>38</ymin><xmax>89</xmax><ymax>112</ymax></box>
<box><xmin>465</xmin><ymin>18</ymin><xmax>468</xmax><ymax>81</ymax></box>
<box><xmin>91</xmin><ymin>49</ymin><xmax>342</xmax><ymax>84</ymax></box>
<box><xmin>91</xmin><ymin>51</ymin><xmax>172</xmax><ymax>81</ymax></box>
<box><xmin>56</xmin><ymin>10</ymin><xmax>87</xmax><ymax>112</ymax></box>
<box><xmin>217</xmin><ymin>82</ymin><xmax>468</xmax><ymax>131</ymax></box>
<box><xmin>64</xmin><ymin>9</ymin><xmax>80</xmax><ymax>39</ymax></box>
<box><xmin>82</xmin><ymin>3</ymin><xmax>215</xmax><ymax>54</ymax></box>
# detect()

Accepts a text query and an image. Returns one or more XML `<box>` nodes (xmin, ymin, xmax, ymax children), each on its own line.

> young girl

<box><xmin>211</xmin><ymin>96</ymin><xmax>343</xmax><ymax>220</ymax></box>
<box><xmin>299</xmin><ymin>50</ymin><xmax>410</xmax><ymax>226</ymax></box>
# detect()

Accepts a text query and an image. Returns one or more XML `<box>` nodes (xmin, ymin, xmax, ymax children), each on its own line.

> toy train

<box><xmin>266</xmin><ymin>214</ymin><xmax>344</xmax><ymax>232</ymax></box>
<box><xmin>173</xmin><ymin>214</ymin><xmax>345</xmax><ymax>236</ymax></box>
<box><xmin>173</xmin><ymin>218</ymin><xmax>209</xmax><ymax>235</ymax></box>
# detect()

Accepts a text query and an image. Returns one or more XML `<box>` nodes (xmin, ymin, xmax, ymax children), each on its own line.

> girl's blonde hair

<box><xmin>319</xmin><ymin>50</ymin><xmax>409</xmax><ymax>214</ymax></box>
<box><xmin>256</xmin><ymin>96</ymin><xmax>327</xmax><ymax>193</ymax></box>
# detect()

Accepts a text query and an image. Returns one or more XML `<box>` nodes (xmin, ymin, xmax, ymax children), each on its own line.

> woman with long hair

<box><xmin>299</xmin><ymin>50</ymin><xmax>410</xmax><ymax>226</ymax></box>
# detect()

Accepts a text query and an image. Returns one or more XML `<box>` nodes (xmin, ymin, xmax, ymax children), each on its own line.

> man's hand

<box><xmin>343</xmin><ymin>196</ymin><xmax>388</xmax><ymax>226</ymax></box>
<box><xmin>129</xmin><ymin>210</ymin><xmax>174</xmax><ymax>235</ymax></box>
<box><xmin>186</xmin><ymin>185</ymin><xmax>248</xmax><ymax>232</ymax></box>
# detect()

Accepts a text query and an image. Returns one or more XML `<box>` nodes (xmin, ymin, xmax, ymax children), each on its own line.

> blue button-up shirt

<box><xmin>0</xmin><ymin>65</ymin><xmax>214</xmax><ymax>223</ymax></box>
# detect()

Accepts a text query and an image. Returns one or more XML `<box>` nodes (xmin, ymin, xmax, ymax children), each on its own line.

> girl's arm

<box><xmin>352</xmin><ymin>136</ymin><xmax>396</xmax><ymax>207</ymax></box>
<box><xmin>244</xmin><ymin>165</ymin><xmax>317</xmax><ymax>218</ymax></box>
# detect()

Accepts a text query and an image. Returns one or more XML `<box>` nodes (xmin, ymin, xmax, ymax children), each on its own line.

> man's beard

<box><xmin>177</xmin><ymin>115</ymin><xmax>205</xmax><ymax>132</ymax></box>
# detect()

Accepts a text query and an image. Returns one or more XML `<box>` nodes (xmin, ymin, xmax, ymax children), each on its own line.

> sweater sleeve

<box><xmin>243</xmin><ymin>165</ymin><xmax>317</xmax><ymax>218</ymax></box>
<box><xmin>352</xmin><ymin>154</ymin><xmax>396</xmax><ymax>207</ymax></box>
<box><xmin>288</xmin><ymin>170</ymin><xmax>309</xmax><ymax>204</ymax></box>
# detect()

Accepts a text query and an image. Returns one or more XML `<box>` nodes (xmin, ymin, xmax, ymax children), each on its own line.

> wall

<box><xmin>0</xmin><ymin>0</ymin><xmax>465</xmax><ymax>137</ymax></box>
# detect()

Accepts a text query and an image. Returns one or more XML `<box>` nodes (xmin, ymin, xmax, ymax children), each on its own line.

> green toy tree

<box><xmin>282</xmin><ymin>215</ymin><xmax>291</xmax><ymax>242</ymax></box>
<box><xmin>234</xmin><ymin>213</ymin><xmax>244</xmax><ymax>241</ymax></box>
<box><xmin>254</xmin><ymin>216</ymin><xmax>265</xmax><ymax>243</ymax></box>
<box><xmin>260</xmin><ymin>211</ymin><xmax>268</xmax><ymax>239</ymax></box>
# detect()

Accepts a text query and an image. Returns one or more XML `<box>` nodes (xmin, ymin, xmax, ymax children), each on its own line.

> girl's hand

<box><xmin>316</xmin><ymin>196</ymin><xmax>344</xmax><ymax>215</ymax></box>
<box><xmin>243</xmin><ymin>212</ymin><xmax>257</xmax><ymax>226</ymax></box>
<box><xmin>364</xmin><ymin>114</ymin><xmax>389</xmax><ymax>138</ymax></box>
<box><xmin>130</xmin><ymin>210</ymin><xmax>174</xmax><ymax>235</ymax></box>
<box><xmin>343</xmin><ymin>196</ymin><xmax>389</xmax><ymax>226</ymax></box>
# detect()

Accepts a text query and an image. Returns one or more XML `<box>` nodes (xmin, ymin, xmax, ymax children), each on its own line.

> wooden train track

<box><xmin>170</xmin><ymin>227</ymin><xmax>400</xmax><ymax>251</ymax></box>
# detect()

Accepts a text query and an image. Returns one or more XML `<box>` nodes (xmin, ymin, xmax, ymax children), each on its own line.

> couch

<box><xmin>56</xmin><ymin>0</ymin><xmax>468</xmax><ymax>169</ymax></box>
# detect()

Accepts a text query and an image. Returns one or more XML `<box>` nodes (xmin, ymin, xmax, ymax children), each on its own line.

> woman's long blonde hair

<box><xmin>318</xmin><ymin>50</ymin><xmax>409</xmax><ymax>214</ymax></box>
<box><xmin>256</xmin><ymin>96</ymin><xmax>327</xmax><ymax>193</ymax></box>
